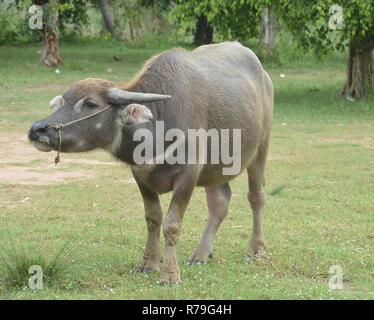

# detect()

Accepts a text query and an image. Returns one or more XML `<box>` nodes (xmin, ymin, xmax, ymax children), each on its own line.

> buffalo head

<box><xmin>28</xmin><ymin>78</ymin><xmax>170</xmax><ymax>153</ymax></box>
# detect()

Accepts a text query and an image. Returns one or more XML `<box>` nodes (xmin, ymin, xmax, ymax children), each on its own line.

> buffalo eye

<box><xmin>84</xmin><ymin>101</ymin><xmax>98</xmax><ymax>109</ymax></box>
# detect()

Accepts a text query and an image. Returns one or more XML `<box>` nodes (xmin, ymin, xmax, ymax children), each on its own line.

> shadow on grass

<box><xmin>268</xmin><ymin>184</ymin><xmax>287</xmax><ymax>196</ymax></box>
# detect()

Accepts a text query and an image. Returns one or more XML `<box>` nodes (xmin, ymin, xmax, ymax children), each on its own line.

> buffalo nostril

<box><xmin>28</xmin><ymin>120</ymin><xmax>48</xmax><ymax>141</ymax></box>
<box><xmin>31</xmin><ymin>120</ymin><xmax>48</xmax><ymax>133</ymax></box>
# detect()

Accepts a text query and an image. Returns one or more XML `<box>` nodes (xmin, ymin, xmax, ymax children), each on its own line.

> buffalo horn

<box><xmin>107</xmin><ymin>88</ymin><xmax>171</xmax><ymax>104</ymax></box>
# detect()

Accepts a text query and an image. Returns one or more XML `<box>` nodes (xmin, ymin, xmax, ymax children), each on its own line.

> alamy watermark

<box><xmin>28</xmin><ymin>5</ymin><xmax>43</xmax><ymax>30</ymax></box>
<box><xmin>328</xmin><ymin>265</ymin><xmax>343</xmax><ymax>290</ymax></box>
<box><xmin>329</xmin><ymin>5</ymin><xmax>343</xmax><ymax>30</ymax></box>
<box><xmin>28</xmin><ymin>265</ymin><xmax>43</xmax><ymax>290</ymax></box>
<box><xmin>132</xmin><ymin>122</ymin><xmax>242</xmax><ymax>175</ymax></box>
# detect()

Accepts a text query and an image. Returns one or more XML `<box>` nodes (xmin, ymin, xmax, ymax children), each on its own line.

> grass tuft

<box><xmin>0</xmin><ymin>232</ymin><xmax>81</xmax><ymax>289</ymax></box>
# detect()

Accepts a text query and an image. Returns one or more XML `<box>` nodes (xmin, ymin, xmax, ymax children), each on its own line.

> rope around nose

<box><xmin>46</xmin><ymin>105</ymin><xmax>112</xmax><ymax>165</ymax></box>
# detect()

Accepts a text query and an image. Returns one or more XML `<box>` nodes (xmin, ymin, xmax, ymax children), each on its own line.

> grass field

<box><xmin>0</xmin><ymin>40</ymin><xmax>373</xmax><ymax>299</ymax></box>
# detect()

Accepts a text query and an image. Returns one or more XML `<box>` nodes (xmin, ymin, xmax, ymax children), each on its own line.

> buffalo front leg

<box><xmin>188</xmin><ymin>183</ymin><xmax>231</xmax><ymax>264</ymax></box>
<box><xmin>135</xmin><ymin>183</ymin><xmax>163</xmax><ymax>274</ymax></box>
<box><xmin>160</xmin><ymin>167</ymin><xmax>198</xmax><ymax>285</ymax></box>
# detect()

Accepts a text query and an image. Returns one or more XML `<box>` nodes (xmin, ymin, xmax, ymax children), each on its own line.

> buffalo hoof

<box><xmin>187</xmin><ymin>252</ymin><xmax>213</xmax><ymax>265</ymax></box>
<box><xmin>246</xmin><ymin>252</ymin><xmax>265</xmax><ymax>261</ymax></box>
<box><xmin>134</xmin><ymin>268</ymin><xmax>155</xmax><ymax>275</ymax></box>
<box><xmin>159</xmin><ymin>281</ymin><xmax>182</xmax><ymax>287</ymax></box>
<box><xmin>159</xmin><ymin>272</ymin><xmax>182</xmax><ymax>286</ymax></box>
<box><xmin>135</xmin><ymin>259</ymin><xmax>159</xmax><ymax>274</ymax></box>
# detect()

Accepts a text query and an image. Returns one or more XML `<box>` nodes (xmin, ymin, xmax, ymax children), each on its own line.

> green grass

<box><xmin>0</xmin><ymin>40</ymin><xmax>373</xmax><ymax>299</ymax></box>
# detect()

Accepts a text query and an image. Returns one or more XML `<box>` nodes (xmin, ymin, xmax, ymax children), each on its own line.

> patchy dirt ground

<box><xmin>0</xmin><ymin>132</ymin><xmax>117</xmax><ymax>185</ymax></box>
<box><xmin>2</xmin><ymin>131</ymin><xmax>372</xmax><ymax>186</ymax></box>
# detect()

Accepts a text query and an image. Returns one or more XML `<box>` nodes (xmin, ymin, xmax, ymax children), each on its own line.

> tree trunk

<box><xmin>40</xmin><ymin>0</ymin><xmax>62</xmax><ymax>68</ymax></box>
<box><xmin>194</xmin><ymin>14</ymin><xmax>213</xmax><ymax>45</ymax></box>
<box><xmin>260</xmin><ymin>5</ymin><xmax>278</xmax><ymax>57</ymax></box>
<box><xmin>129</xmin><ymin>20</ymin><xmax>136</xmax><ymax>41</ymax></box>
<box><xmin>339</xmin><ymin>39</ymin><xmax>374</xmax><ymax>99</ymax></box>
<box><xmin>99</xmin><ymin>0</ymin><xmax>115</xmax><ymax>33</ymax></box>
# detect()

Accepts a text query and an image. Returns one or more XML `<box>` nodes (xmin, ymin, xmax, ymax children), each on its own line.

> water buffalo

<box><xmin>28</xmin><ymin>41</ymin><xmax>273</xmax><ymax>285</ymax></box>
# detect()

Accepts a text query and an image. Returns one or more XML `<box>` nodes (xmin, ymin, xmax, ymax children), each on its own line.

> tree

<box><xmin>114</xmin><ymin>0</ymin><xmax>143</xmax><ymax>41</ymax></box>
<box><xmin>276</xmin><ymin>0</ymin><xmax>373</xmax><ymax>99</ymax></box>
<box><xmin>141</xmin><ymin>0</ymin><xmax>214</xmax><ymax>44</ymax></box>
<box><xmin>193</xmin><ymin>14</ymin><xmax>213</xmax><ymax>45</ymax></box>
<box><xmin>260</xmin><ymin>4</ymin><xmax>278</xmax><ymax>57</ymax></box>
<box><xmin>58</xmin><ymin>0</ymin><xmax>89</xmax><ymax>36</ymax></box>
<box><xmin>170</xmin><ymin>0</ymin><xmax>264</xmax><ymax>44</ymax></box>
<box><xmin>33</xmin><ymin>0</ymin><xmax>88</xmax><ymax>67</ymax></box>
<box><xmin>339</xmin><ymin>34</ymin><xmax>373</xmax><ymax>99</ymax></box>
<box><xmin>171</xmin><ymin>0</ymin><xmax>373</xmax><ymax>99</ymax></box>
<box><xmin>40</xmin><ymin>0</ymin><xmax>62</xmax><ymax>67</ymax></box>
<box><xmin>98</xmin><ymin>0</ymin><xmax>115</xmax><ymax>33</ymax></box>
<box><xmin>141</xmin><ymin>0</ymin><xmax>213</xmax><ymax>45</ymax></box>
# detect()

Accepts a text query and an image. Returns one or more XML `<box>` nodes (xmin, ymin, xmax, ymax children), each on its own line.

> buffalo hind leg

<box><xmin>247</xmin><ymin>156</ymin><xmax>267</xmax><ymax>258</ymax></box>
<box><xmin>135</xmin><ymin>183</ymin><xmax>163</xmax><ymax>274</ymax></box>
<box><xmin>188</xmin><ymin>183</ymin><xmax>231</xmax><ymax>264</ymax></box>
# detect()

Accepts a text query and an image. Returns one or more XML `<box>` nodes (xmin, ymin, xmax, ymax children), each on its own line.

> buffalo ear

<box><xmin>117</xmin><ymin>103</ymin><xmax>154</xmax><ymax>126</ymax></box>
<box><xmin>50</xmin><ymin>95</ymin><xmax>63</xmax><ymax>111</ymax></box>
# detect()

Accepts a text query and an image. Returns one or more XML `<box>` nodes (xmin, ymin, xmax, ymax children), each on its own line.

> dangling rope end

<box><xmin>54</xmin><ymin>125</ymin><xmax>62</xmax><ymax>166</ymax></box>
<box><xmin>55</xmin><ymin>154</ymin><xmax>60</xmax><ymax>166</ymax></box>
